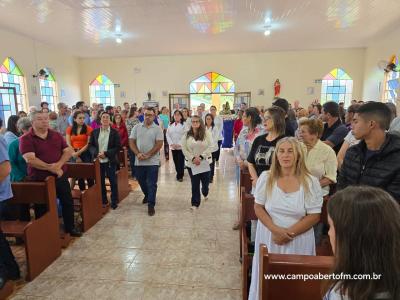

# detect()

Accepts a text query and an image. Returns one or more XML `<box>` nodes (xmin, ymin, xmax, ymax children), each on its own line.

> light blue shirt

<box><xmin>3</xmin><ymin>131</ymin><xmax>18</xmax><ymax>147</ymax></box>
<box><xmin>0</xmin><ymin>135</ymin><xmax>13</xmax><ymax>201</ymax></box>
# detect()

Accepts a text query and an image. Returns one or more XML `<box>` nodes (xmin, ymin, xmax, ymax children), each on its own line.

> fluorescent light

<box><xmin>264</xmin><ymin>29</ymin><xmax>271</xmax><ymax>36</ymax></box>
<box><xmin>116</xmin><ymin>37</ymin><xmax>122</xmax><ymax>43</ymax></box>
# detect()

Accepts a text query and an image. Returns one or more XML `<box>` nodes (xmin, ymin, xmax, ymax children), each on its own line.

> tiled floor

<box><xmin>11</xmin><ymin>150</ymin><xmax>241</xmax><ymax>300</ymax></box>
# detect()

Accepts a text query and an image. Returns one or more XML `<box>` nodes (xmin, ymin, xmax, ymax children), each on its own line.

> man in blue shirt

<box><xmin>0</xmin><ymin>135</ymin><xmax>20</xmax><ymax>288</ymax></box>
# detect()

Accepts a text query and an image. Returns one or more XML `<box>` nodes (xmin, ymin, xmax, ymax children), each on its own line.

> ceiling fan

<box><xmin>378</xmin><ymin>55</ymin><xmax>400</xmax><ymax>73</ymax></box>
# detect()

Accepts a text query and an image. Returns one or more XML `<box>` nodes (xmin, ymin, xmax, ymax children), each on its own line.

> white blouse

<box><xmin>166</xmin><ymin>122</ymin><xmax>185</xmax><ymax>150</ymax></box>
<box><xmin>206</xmin><ymin>125</ymin><xmax>219</xmax><ymax>153</ymax></box>
<box><xmin>181</xmin><ymin>130</ymin><xmax>213</xmax><ymax>168</ymax></box>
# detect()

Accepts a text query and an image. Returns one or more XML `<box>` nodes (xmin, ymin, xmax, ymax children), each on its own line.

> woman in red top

<box><xmin>112</xmin><ymin>113</ymin><xmax>128</xmax><ymax>147</ymax></box>
<box><xmin>66</xmin><ymin>111</ymin><xmax>94</xmax><ymax>190</ymax></box>
<box><xmin>233</xmin><ymin>110</ymin><xmax>244</xmax><ymax>142</ymax></box>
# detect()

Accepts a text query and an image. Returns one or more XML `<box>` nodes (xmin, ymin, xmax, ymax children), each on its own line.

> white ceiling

<box><xmin>0</xmin><ymin>0</ymin><xmax>399</xmax><ymax>58</ymax></box>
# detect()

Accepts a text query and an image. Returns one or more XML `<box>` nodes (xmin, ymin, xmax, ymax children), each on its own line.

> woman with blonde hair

<box><xmin>248</xmin><ymin>137</ymin><xmax>323</xmax><ymax>300</ymax></box>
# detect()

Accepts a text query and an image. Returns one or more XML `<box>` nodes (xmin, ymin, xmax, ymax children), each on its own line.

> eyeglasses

<box><xmin>192</xmin><ymin>121</ymin><xmax>200</xmax><ymax>123</ymax></box>
<box><xmin>144</xmin><ymin>114</ymin><xmax>155</xmax><ymax>117</ymax></box>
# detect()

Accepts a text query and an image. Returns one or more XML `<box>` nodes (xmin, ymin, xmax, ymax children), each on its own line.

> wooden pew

<box><xmin>1</xmin><ymin>177</ymin><xmax>62</xmax><ymax>281</ymax></box>
<box><xmin>0</xmin><ymin>280</ymin><xmax>15</xmax><ymax>300</ymax></box>
<box><xmin>240</xmin><ymin>188</ymin><xmax>258</xmax><ymax>300</ymax></box>
<box><xmin>239</xmin><ymin>167</ymin><xmax>252</xmax><ymax>194</ymax></box>
<box><xmin>116</xmin><ymin>148</ymin><xmax>131</xmax><ymax>202</ymax></box>
<box><xmin>259</xmin><ymin>244</ymin><xmax>334</xmax><ymax>300</ymax></box>
<box><xmin>65</xmin><ymin>159</ymin><xmax>103</xmax><ymax>232</ymax></box>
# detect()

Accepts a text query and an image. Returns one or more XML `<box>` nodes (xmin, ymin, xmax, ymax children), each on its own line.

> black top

<box><xmin>321</xmin><ymin>119</ymin><xmax>348</xmax><ymax>154</ymax></box>
<box><xmin>285</xmin><ymin>118</ymin><xmax>295</xmax><ymax>137</ymax></box>
<box><xmin>88</xmin><ymin>127</ymin><xmax>122</xmax><ymax>164</ymax></box>
<box><xmin>337</xmin><ymin>133</ymin><xmax>400</xmax><ymax>203</ymax></box>
<box><xmin>247</xmin><ymin>134</ymin><xmax>285</xmax><ymax>176</ymax></box>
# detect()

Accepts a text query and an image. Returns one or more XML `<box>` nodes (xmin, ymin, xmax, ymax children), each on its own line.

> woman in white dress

<box><xmin>248</xmin><ymin>137</ymin><xmax>323</xmax><ymax>300</ymax></box>
<box><xmin>323</xmin><ymin>186</ymin><xmax>399</xmax><ymax>300</ymax></box>
<box><xmin>205</xmin><ymin>113</ymin><xmax>220</xmax><ymax>183</ymax></box>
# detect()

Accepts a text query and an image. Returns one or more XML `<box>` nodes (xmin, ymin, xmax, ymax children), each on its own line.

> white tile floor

<box><xmin>12</xmin><ymin>150</ymin><xmax>241</xmax><ymax>299</ymax></box>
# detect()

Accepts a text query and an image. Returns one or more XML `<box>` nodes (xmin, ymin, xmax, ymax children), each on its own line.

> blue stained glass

<box><xmin>390</xmin><ymin>90</ymin><xmax>395</xmax><ymax>99</ymax></box>
<box><xmin>3</xmin><ymin>105</ymin><xmax>11</xmax><ymax>110</ymax></box>
<box><xmin>388</xmin><ymin>79</ymin><xmax>399</xmax><ymax>90</ymax></box>
<box><xmin>339</xmin><ymin>86</ymin><xmax>346</xmax><ymax>93</ymax></box>
<box><xmin>332</xmin><ymin>94</ymin><xmax>339</xmax><ymax>101</ymax></box>
<box><xmin>334</xmin><ymin>80</ymin><xmax>340</xmax><ymax>86</ymax></box>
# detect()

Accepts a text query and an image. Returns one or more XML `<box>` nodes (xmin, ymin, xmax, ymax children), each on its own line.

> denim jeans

<box><xmin>136</xmin><ymin>165</ymin><xmax>159</xmax><ymax>208</ymax></box>
<box><xmin>100</xmin><ymin>162</ymin><xmax>118</xmax><ymax>206</ymax></box>
<box><xmin>188</xmin><ymin>168</ymin><xmax>210</xmax><ymax>207</ymax></box>
<box><xmin>127</xmin><ymin>148</ymin><xmax>136</xmax><ymax>178</ymax></box>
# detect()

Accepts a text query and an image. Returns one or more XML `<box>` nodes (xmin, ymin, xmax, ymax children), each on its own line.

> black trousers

<box><xmin>0</xmin><ymin>200</ymin><xmax>20</xmax><ymax>280</ymax></box>
<box><xmin>77</xmin><ymin>150</ymin><xmax>95</xmax><ymax>191</ymax></box>
<box><xmin>188</xmin><ymin>168</ymin><xmax>210</xmax><ymax>207</ymax></box>
<box><xmin>210</xmin><ymin>151</ymin><xmax>218</xmax><ymax>181</ymax></box>
<box><xmin>171</xmin><ymin>149</ymin><xmax>185</xmax><ymax>180</ymax></box>
<box><xmin>35</xmin><ymin>175</ymin><xmax>75</xmax><ymax>233</ymax></box>
<box><xmin>215</xmin><ymin>140</ymin><xmax>222</xmax><ymax>162</ymax></box>
<box><xmin>163</xmin><ymin>130</ymin><xmax>169</xmax><ymax>159</ymax></box>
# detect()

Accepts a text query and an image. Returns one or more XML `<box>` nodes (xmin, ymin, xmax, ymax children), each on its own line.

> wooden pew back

<box><xmin>259</xmin><ymin>244</ymin><xmax>334</xmax><ymax>300</ymax></box>
<box><xmin>116</xmin><ymin>148</ymin><xmax>131</xmax><ymax>202</ymax></box>
<box><xmin>239</xmin><ymin>168</ymin><xmax>252</xmax><ymax>194</ymax></box>
<box><xmin>2</xmin><ymin>177</ymin><xmax>61</xmax><ymax>281</ymax></box>
<box><xmin>65</xmin><ymin>160</ymin><xmax>102</xmax><ymax>232</ymax></box>
<box><xmin>241</xmin><ymin>188</ymin><xmax>257</xmax><ymax>300</ymax></box>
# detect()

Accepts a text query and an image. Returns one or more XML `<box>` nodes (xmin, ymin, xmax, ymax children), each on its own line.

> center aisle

<box><xmin>12</xmin><ymin>150</ymin><xmax>241</xmax><ymax>300</ymax></box>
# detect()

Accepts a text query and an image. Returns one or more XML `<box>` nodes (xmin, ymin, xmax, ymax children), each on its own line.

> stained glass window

<box><xmin>89</xmin><ymin>74</ymin><xmax>115</xmax><ymax>106</ymax></box>
<box><xmin>0</xmin><ymin>87</ymin><xmax>17</xmax><ymax>124</ymax></box>
<box><xmin>321</xmin><ymin>68</ymin><xmax>353</xmax><ymax>107</ymax></box>
<box><xmin>190</xmin><ymin>72</ymin><xmax>235</xmax><ymax>94</ymax></box>
<box><xmin>382</xmin><ymin>56</ymin><xmax>400</xmax><ymax>103</ymax></box>
<box><xmin>0</xmin><ymin>57</ymin><xmax>27</xmax><ymax>113</ymax></box>
<box><xmin>39</xmin><ymin>68</ymin><xmax>58</xmax><ymax>111</ymax></box>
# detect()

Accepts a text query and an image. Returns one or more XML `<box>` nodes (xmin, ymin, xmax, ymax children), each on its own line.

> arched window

<box><xmin>190</xmin><ymin>72</ymin><xmax>235</xmax><ymax>94</ymax></box>
<box><xmin>321</xmin><ymin>68</ymin><xmax>353</xmax><ymax>107</ymax></box>
<box><xmin>89</xmin><ymin>74</ymin><xmax>115</xmax><ymax>107</ymax></box>
<box><xmin>39</xmin><ymin>68</ymin><xmax>58</xmax><ymax>111</ymax></box>
<box><xmin>0</xmin><ymin>57</ymin><xmax>27</xmax><ymax>113</ymax></box>
<box><xmin>382</xmin><ymin>56</ymin><xmax>399</xmax><ymax>103</ymax></box>
<box><xmin>189</xmin><ymin>72</ymin><xmax>235</xmax><ymax>112</ymax></box>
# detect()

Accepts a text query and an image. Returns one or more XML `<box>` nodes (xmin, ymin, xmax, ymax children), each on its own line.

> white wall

<box><xmin>0</xmin><ymin>28</ymin><xmax>81</xmax><ymax>109</ymax></box>
<box><xmin>363</xmin><ymin>27</ymin><xmax>400</xmax><ymax>106</ymax></box>
<box><xmin>79</xmin><ymin>48</ymin><xmax>366</xmax><ymax>109</ymax></box>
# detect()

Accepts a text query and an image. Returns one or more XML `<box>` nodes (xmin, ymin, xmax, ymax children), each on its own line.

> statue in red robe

<box><xmin>274</xmin><ymin>79</ymin><xmax>281</xmax><ymax>97</ymax></box>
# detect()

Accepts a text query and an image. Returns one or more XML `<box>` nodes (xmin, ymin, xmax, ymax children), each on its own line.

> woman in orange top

<box><xmin>66</xmin><ymin>111</ymin><xmax>94</xmax><ymax>190</ymax></box>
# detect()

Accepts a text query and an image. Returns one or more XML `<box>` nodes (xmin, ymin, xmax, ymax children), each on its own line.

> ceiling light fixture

<box><xmin>264</xmin><ymin>25</ymin><xmax>271</xmax><ymax>36</ymax></box>
<box><xmin>115</xmin><ymin>33</ymin><xmax>122</xmax><ymax>44</ymax></box>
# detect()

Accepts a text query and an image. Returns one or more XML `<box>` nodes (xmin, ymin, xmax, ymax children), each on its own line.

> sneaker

<box><xmin>148</xmin><ymin>206</ymin><xmax>155</xmax><ymax>216</ymax></box>
<box><xmin>203</xmin><ymin>195</ymin><xmax>208</xmax><ymax>201</ymax></box>
<box><xmin>142</xmin><ymin>198</ymin><xmax>148</xmax><ymax>204</ymax></box>
<box><xmin>216</xmin><ymin>161</ymin><xmax>220</xmax><ymax>168</ymax></box>
<box><xmin>190</xmin><ymin>206</ymin><xmax>198</xmax><ymax>211</ymax></box>
<box><xmin>69</xmin><ymin>229</ymin><xmax>82</xmax><ymax>237</ymax></box>
<box><xmin>232</xmin><ymin>222</ymin><xmax>240</xmax><ymax>230</ymax></box>
<box><xmin>209</xmin><ymin>178</ymin><xmax>213</xmax><ymax>183</ymax></box>
<box><xmin>177</xmin><ymin>178</ymin><xmax>183</xmax><ymax>182</ymax></box>
<box><xmin>111</xmin><ymin>203</ymin><xmax>118</xmax><ymax>210</ymax></box>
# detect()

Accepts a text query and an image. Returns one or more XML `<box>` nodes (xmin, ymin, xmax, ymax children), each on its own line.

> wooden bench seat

<box><xmin>259</xmin><ymin>244</ymin><xmax>334</xmax><ymax>300</ymax></box>
<box><xmin>65</xmin><ymin>159</ymin><xmax>102</xmax><ymax>232</ymax></box>
<box><xmin>1</xmin><ymin>177</ymin><xmax>61</xmax><ymax>281</ymax></box>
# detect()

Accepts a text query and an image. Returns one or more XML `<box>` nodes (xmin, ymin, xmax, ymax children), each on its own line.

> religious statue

<box><xmin>274</xmin><ymin>79</ymin><xmax>281</xmax><ymax>97</ymax></box>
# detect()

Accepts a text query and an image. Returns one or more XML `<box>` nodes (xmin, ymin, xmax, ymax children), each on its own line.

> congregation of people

<box><xmin>0</xmin><ymin>96</ymin><xmax>399</xmax><ymax>300</ymax></box>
